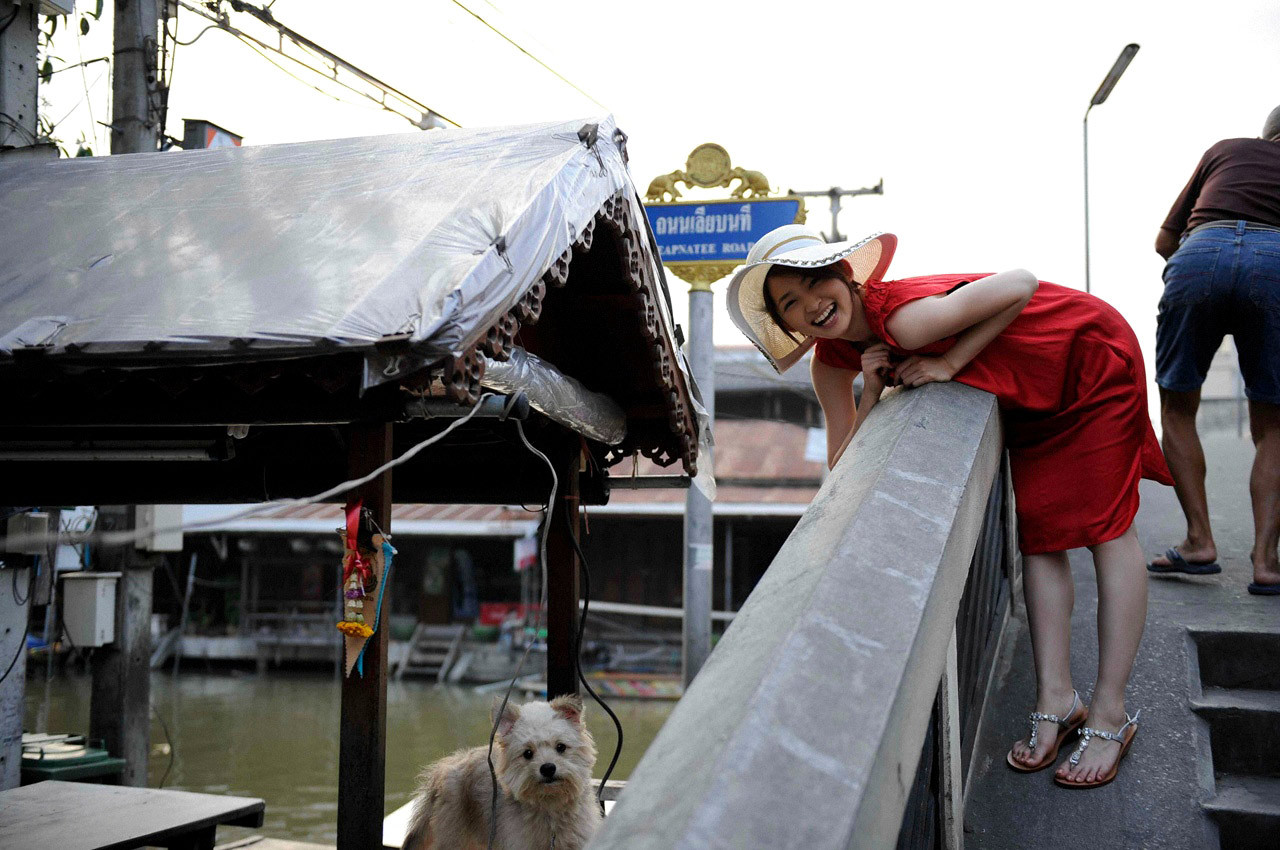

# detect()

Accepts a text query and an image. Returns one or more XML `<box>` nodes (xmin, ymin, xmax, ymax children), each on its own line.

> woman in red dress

<box><xmin>727</xmin><ymin>225</ymin><xmax>1173</xmax><ymax>789</ymax></box>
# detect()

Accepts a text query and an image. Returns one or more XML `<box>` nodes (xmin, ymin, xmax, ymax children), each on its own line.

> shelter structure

<box><xmin>0</xmin><ymin>116</ymin><xmax>700</xmax><ymax>846</ymax></box>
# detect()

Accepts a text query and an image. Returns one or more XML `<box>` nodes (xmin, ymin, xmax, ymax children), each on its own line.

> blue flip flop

<box><xmin>1247</xmin><ymin>582</ymin><xmax>1280</xmax><ymax>596</ymax></box>
<box><xmin>1147</xmin><ymin>547</ymin><xmax>1221</xmax><ymax>575</ymax></box>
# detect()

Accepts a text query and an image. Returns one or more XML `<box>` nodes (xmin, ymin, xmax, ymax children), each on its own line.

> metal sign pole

<box><xmin>683</xmin><ymin>279</ymin><xmax>715</xmax><ymax>685</ymax></box>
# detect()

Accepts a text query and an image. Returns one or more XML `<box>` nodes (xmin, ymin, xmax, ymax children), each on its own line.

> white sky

<box><xmin>38</xmin><ymin>0</ymin><xmax>1280</xmax><ymax>396</ymax></box>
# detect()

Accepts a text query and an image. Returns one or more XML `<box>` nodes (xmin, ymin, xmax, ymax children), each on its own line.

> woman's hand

<box><xmin>860</xmin><ymin>343</ymin><xmax>895</xmax><ymax>385</ymax></box>
<box><xmin>896</xmin><ymin>354</ymin><xmax>956</xmax><ymax>388</ymax></box>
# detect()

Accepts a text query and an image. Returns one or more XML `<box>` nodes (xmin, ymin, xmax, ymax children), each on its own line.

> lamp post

<box><xmin>1083</xmin><ymin>43</ymin><xmax>1140</xmax><ymax>294</ymax></box>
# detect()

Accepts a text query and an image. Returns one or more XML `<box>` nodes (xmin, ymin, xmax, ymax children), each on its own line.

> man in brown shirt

<box><xmin>1150</xmin><ymin>106</ymin><xmax>1280</xmax><ymax>595</ymax></box>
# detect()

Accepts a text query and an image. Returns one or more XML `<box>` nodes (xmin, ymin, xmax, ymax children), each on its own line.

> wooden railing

<box><xmin>589</xmin><ymin>383</ymin><xmax>1018</xmax><ymax>850</ymax></box>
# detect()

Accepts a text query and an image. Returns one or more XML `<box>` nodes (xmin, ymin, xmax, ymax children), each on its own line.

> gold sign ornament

<box><xmin>684</xmin><ymin>143</ymin><xmax>733</xmax><ymax>188</ymax></box>
<box><xmin>645</xmin><ymin>144</ymin><xmax>780</xmax><ymax>204</ymax></box>
<box><xmin>645</xmin><ymin>144</ymin><xmax>805</xmax><ymax>288</ymax></box>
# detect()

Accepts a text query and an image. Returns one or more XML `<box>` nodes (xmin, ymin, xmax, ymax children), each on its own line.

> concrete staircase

<box><xmin>393</xmin><ymin>623</ymin><xmax>465</xmax><ymax>682</ymax></box>
<box><xmin>1190</xmin><ymin>628</ymin><xmax>1280</xmax><ymax>848</ymax></box>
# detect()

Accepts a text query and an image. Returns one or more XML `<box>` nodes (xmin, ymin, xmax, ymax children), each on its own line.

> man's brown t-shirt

<box><xmin>1161</xmin><ymin>138</ymin><xmax>1280</xmax><ymax>237</ymax></box>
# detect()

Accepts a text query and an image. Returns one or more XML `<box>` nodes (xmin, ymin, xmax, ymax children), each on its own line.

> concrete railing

<box><xmin>589</xmin><ymin>383</ymin><xmax>1013</xmax><ymax>850</ymax></box>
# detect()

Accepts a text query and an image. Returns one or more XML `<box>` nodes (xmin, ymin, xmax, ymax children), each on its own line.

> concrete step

<box><xmin>1191</xmin><ymin>688</ymin><xmax>1280</xmax><ymax>777</ymax></box>
<box><xmin>1192</xmin><ymin>629</ymin><xmax>1280</xmax><ymax>691</ymax></box>
<box><xmin>1193</xmin><ymin>688</ymin><xmax>1280</xmax><ymax>714</ymax></box>
<box><xmin>1202</xmin><ymin>775</ymin><xmax>1280</xmax><ymax>850</ymax></box>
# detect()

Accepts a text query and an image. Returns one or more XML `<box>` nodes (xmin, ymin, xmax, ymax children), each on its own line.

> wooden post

<box><xmin>337</xmin><ymin>423</ymin><xmax>393</xmax><ymax>850</ymax></box>
<box><xmin>545</xmin><ymin>441</ymin><xmax>581</xmax><ymax>699</ymax></box>
<box><xmin>89</xmin><ymin>506</ymin><xmax>155</xmax><ymax>788</ymax></box>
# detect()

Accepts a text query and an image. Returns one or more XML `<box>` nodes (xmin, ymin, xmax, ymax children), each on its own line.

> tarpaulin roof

<box><xmin>0</xmin><ymin>116</ymin><xmax>677</xmax><ymax>387</ymax></box>
<box><xmin>0</xmin><ymin>116</ymin><xmax>704</xmax><ymax>501</ymax></box>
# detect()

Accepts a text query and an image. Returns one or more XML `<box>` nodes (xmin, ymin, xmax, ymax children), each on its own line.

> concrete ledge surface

<box><xmin>589</xmin><ymin>383</ymin><xmax>1001</xmax><ymax>850</ymax></box>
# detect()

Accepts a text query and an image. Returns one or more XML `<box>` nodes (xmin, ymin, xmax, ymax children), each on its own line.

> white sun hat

<box><xmin>726</xmin><ymin>224</ymin><xmax>897</xmax><ymax>373</ymax></box>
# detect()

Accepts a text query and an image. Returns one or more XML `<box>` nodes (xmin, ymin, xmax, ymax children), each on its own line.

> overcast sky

<box><xmin>40</xmin><ymin>0</ymin><xmax>1280</xmax><ymax>384</ymax></box>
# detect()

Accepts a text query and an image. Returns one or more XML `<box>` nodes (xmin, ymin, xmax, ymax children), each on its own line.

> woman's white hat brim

<box><xmin>726</xmin><ymin>226</ymin><xmax>897</xmax><ymax>373</ymax></box>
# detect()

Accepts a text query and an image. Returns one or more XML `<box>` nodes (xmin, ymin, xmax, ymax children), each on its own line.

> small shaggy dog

<box><xmin>402</xmin><ymin>694</ymin><xmax>603</xmax><ymax>850</ymax></box>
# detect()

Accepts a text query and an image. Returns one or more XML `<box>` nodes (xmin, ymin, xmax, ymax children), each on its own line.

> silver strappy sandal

<box><xmin>1005</xmin><ymin>689</ymin><xmax>1088</xmax><ymax>773</ymax></box>
<box><xmin>1055</xmin><ymin>710</ymin><xmax>1141</xmax><ymax>789</ymax></box>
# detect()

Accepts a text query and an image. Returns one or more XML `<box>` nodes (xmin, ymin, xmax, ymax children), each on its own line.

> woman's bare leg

<box><xmin>1009</xmin><ymin>550</ymin><xmax>1077</xmax><ymax>767</ymax></box>
<box><xmin>1057</xmin><ymin>525</ymin><xmax>1147</xmax><ymax>783</ymax></box>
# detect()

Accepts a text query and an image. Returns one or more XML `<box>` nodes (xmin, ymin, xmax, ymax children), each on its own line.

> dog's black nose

<box><xmin>540</xmin><ymin>763</ymin><xmax>557</xmax><ymax>779</ymax></box>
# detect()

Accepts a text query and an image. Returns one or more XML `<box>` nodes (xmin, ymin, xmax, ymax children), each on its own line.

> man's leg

<box><xmin>1154</xmin><ymin>387</ymin><xmax>1218</xmax><ymax>565</ymax></box>
<box><xmin>1248</xmin><ymin>400</ymin><xmax>1280</xmax><ymax>585</ymax></box>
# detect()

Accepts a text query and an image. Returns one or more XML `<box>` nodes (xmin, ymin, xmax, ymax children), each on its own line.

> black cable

<box><xmin>564</xmin><ymin>506</ymin><xmax>624</xmax><ymax>811</ymax></box>
<box><xmin>11</xmin><ymin>556</ymin><xmax>33</xmax><ymax>605</ymax></box>
<box><xmin>151</xmin><ymin>705</ymin><xmax>176</xmax><ymax>788</ymax></box>
<box><xmin>0</xmin><ymin>565</ymin><xmax>37</xmax><ymax>685</ymax></box>
<box><xmin>486</xmin><ymin>419</ymin><xmax>558</xmax><ymax>850</ymax></box>
<box><xmin>0</xmin><ymin>621</ymin><xmax>29</xmax><ymax>686</ymax></box>
<box><xmin>0</xmin><ymin>112</ymin><xmax>39</xmax><ymax>143</ymax></box>
<box><xmin>168</xmin><ymin>23</ymin><xmax>217</xmax><ymax>46</ymax></box>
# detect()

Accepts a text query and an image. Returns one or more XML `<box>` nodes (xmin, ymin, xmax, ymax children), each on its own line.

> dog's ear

<box><xmin>491</xmin><ymin>697</ymin><xmax>521</xmax><ymax>737</ymax></box>
<box><xmin>549</xmin><ymin>693</ymin><xmax>585</xmax><ymax>725</ymax></box>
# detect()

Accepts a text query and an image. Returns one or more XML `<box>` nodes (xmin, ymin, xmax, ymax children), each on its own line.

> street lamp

<box><xmin>1083</xmin><ymin>43</ymin><xmax>1139</xmax><ymax>294</ymax></box>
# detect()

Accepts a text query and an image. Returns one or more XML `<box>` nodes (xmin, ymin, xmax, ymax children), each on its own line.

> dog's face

<box><xmin>493</xmin><ymin>695</ymin><xmax>597</xmax><ymax>806</ymax></box>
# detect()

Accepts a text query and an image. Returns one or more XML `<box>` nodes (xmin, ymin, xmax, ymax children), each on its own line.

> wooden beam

<box><xmin>545</xmin><ymin>441</ymin><xmax>581</xmax><ymax>698</ymax></box>
<box><xmin>337</xmin><ymin>423</ymin><xmax>393</xmax><ymax>850</ymax></box>
<box><xmin>89</xmin><ymin>506</ymin><xmax>156</xmax><ymax>788</ymax></box>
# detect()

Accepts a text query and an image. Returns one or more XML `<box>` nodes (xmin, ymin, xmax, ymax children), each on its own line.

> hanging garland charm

<box><xmin>336</xmin><ymin>498</ymin><xmax>396</xmax><ymax>676</ymax></box>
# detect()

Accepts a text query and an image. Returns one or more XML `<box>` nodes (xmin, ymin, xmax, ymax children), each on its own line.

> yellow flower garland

<box><xmin>336</xmin><ymin>621</ymin><xmax>373</xmax><ymax>638</ymax></box>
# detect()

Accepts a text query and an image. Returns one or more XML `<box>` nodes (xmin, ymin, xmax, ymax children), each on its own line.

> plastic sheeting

<box><xmin>482</xmin><ymin>347</ymin><xmax>626</xmax><ymax>445</ymax></box>
<box><xmin>0</xmin><ymin>115</ymin><xmax>678</xmax><ymax>391</ymax></box>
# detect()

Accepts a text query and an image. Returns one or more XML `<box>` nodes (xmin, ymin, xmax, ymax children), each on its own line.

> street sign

<box><xmin>645</xmin><ymin>197</ymin><xmax>804</xmax><ymax>265</ymax></box>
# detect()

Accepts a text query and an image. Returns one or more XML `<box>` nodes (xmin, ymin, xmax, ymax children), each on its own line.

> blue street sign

<box><xmin>644</xmin><ymin>198</ymin><xmax>803</xmax><ymax>264</ymax></box>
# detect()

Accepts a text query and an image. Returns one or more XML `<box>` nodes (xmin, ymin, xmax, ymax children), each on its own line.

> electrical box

<box><xmin>62</xmin><ymin>572</ymin><xmax>120</xmax><ymax>647</ymax></box>
<box><xmin>4</xmin><ymin>511</ymin><xmax>49</xmax><ymax>555</ymax></box>
<box><xmin>135</xmin><ymin>505</ymin><xmax>184</xmax><ymax>552</ymax></box>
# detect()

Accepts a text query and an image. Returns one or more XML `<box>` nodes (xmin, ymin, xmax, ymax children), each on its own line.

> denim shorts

<box><xmin>1156</xmin><ymin>220</ymin><xmax>1280</xmax><ymax>404</ymax></box>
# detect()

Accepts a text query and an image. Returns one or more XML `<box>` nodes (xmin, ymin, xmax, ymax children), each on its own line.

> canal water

<box><xmin>23</xmin><ymin>670</ymin><xmax>675</xmax><ymax>845</ymax></box>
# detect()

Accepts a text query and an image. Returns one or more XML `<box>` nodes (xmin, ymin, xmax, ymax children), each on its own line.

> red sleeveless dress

<box><xmin>814</xmin><ymin>274</ymin><xmax>1173</xmax><ymax>555</ymax></box>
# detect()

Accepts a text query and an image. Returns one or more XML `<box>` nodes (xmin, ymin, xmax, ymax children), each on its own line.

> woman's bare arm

<box><xmin>885</xmin><ymin>269</ymin><xmax>1038</xmax><ymax>350</ymax></box>
<box><xmin>812</xmin><ymin>344</ymin><xmax>894</xmax><ymax>468</ymax></box>
<box><xmin>831</xmin><ymin>373</ymin><xmax>886</xmax><ymax>467</ymax></box>
<box><xmin>810</xmin><ymin>356</ymin><xmax>856</xmax><ymax>468</ymax></box>
<box><xmin>887</xmin><ymin>269</ymin><xmax>1037</xmax><ymax>385</ymax></box>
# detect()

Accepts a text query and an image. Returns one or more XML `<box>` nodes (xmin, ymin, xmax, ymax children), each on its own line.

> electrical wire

<box><xmin>167</xmin><ymin>22</ymin><xmax>218</xmax><ymax>46</ymax></box>
<box><xmin>228</xmin><ymin>27</ymin><xmax>397</xmax><ymax>113</ymax></box>
<box><xmin>448</xmin><ymin>0</ymin><xmax>607</xmax><ymax>111</ymax></box>
<box><xmin>564</xmin><ymin>505</ymin><xmax>624</xmax><ymax>810</ymax></box>
<box><xmin>1</xmin><ymin>393</ymin><xmax>498</xmax><ymax>554</ymax></box>
<box><xmin>0</xmin><ymin>566</ymin><xmax>38</xmax><ymax>686</ymax></box>
<box><xmin>151</xmin><ymin>705</ymin><xmax>176</xmax><ymax>788</ymax></box>
<box><xmin>0</xmin><ymin>620</ymin><xmax>29</xmax><ymax>686</ymax></box>
<box><xmin>0</xmin><ymin>112</ymin><xmax>39</xmax><ymax>143</ymax></box>
<box><xmin>10</xmin><ymin>555</ymin><xmax>34</xmax><ymax>605</ymax></box>
<box><xmin>485</xmin><ymin>417</ymin><xmax>557</xmax><ymax>850</ymax></box>
<box><xmin>176</xmin><ymin>0</ymin><xmax>459</xmax><ymax>127</ymax></box>
<box><xmin>46</xmin><ymin>56</ymin><xmax>110</xmax><ymax>75</ymax></box>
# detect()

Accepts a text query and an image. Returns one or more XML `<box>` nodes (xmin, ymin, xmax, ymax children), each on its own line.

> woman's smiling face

<box><xmin>764</xmin><ymin>264</ymin><xmax>864</xmax><ymax>340</ymax></box>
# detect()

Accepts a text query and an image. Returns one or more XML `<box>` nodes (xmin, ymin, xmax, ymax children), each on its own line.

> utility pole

<box><xmin>82</xmin><ymin>5</ymin><xmax>167</xmax><ymax>789</ymax></box>
<box><xmin>790</xmin><ymin>181</ymin><xmax>884</xmax><ymax>242</ymax></box>
<box><xmin>111</xmin><ymin>0</ymin><xmax>162</xmax><ymax>153</ymax></box>
<box><xmin>0</xmin><ymin>1</ymin><xmax>40</xmax><ymax>155</ymax></box>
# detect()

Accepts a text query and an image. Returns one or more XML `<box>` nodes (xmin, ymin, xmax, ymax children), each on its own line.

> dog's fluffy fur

<box><xmin>402</xmin><ymin>694</ymin><xmax>602</xmax><ymax>850</ymax></box>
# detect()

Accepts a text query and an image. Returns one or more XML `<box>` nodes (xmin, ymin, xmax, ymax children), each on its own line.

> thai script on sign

<box><xmin>654</xmin><ymin>205</ymin><xmax>752</xmax><ymax>236</ymax></box>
